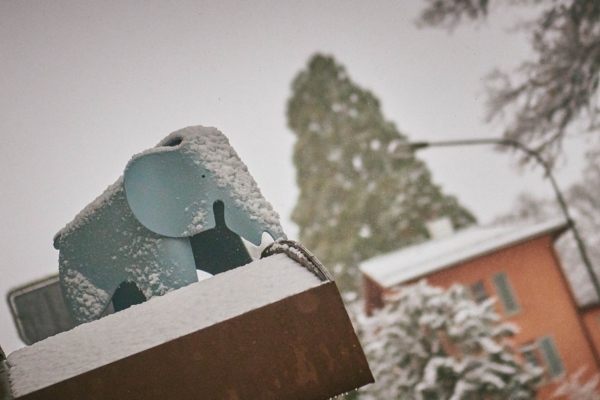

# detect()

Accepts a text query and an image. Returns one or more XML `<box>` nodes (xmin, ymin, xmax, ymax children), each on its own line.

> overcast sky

<box><xmin>0</xmin><ymin>1</ymin><xmax>587</xmax><ymax>353</ymax></box>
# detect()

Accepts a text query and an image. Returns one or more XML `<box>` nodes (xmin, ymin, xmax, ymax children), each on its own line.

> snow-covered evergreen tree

<box><xmin>286</xmin><ymin>54</ymin><xmax>476</xmax><ymax>294</ymax></box>
<box><xmin>358</xmin><ymin>281</ymin><xmax>541</xmax><ymax>400</ymax></box>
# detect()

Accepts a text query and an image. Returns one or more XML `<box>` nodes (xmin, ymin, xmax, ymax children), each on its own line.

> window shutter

<box><xmin>492</xmin><ymin>272</ymin><xmax>520</xmax><ymax>315</ymax></box>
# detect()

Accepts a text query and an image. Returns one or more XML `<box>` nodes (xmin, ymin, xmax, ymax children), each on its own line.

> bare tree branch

<box><xmin>419</xmin><ymin>0</ymin><xmax>600</xmax><ymax>168</ymax></box>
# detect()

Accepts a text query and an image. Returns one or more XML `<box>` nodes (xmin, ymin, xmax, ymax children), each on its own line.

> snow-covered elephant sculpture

<box><xmin>53</xmin><ymin>126</ymin><xmax>286</xmax><ymax>325</ymax></box>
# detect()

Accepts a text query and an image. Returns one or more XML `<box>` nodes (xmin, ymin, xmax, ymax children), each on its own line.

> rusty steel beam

<box><xmin>14</xmin><ymin>281</ymin><xmax>373</xmax><ymax>400</ymax></box>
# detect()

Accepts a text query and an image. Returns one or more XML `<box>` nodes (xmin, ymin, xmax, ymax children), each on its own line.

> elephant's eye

<box><xmin>202</xmin><ymin>174</ymin><xmax>206</xmax><ymax>178</ymax></box>
<box><xmin>164</xmin><ymin>137</ymin><xmax>183</xmax><ymax>147</ymax></box>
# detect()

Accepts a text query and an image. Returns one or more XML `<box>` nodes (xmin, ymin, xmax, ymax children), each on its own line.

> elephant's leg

<box><xmin>189</xmin><ymin>201</ymin><xmax>252</xmax><ymax>275</ymax></box>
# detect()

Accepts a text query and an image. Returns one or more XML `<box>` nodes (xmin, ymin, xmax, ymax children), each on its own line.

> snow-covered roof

<box><xmin>7</xmin><ymin>253</ymin><xmax>322</xmax><ymax>398</ymax></box>
<box><xmin>360</xmin><ymin>218</ymin><xmax>568</xmax><ymax>289</ymax></box>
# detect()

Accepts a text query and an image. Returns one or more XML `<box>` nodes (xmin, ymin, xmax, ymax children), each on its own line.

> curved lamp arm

<box><xmin>395</xmin><ymin>138</ymin><xmax>600</xmax><ymax>299</ymax></box>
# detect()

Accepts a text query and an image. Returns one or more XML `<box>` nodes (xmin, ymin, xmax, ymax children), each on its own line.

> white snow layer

<box><xmin>57</xmin><ymin>125</ymin><xmax>284</xmax><ymax>240</ymax></box>
<box><xmin>360</xmin><ymin>218</ymin><xmax>568</xmax><ymax>288</ymax></box>
<box><xmin>7</xmin><ymin>254</ymin><xmax>322</xmax><ymax>397</ymax></box>
<box><xmin>155</xmin><ymin>126</ymin><xmax>284</xmax><ymax>237</ymax></box>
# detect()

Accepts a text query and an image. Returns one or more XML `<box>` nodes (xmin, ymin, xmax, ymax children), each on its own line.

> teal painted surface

<box><xmin>55</xmin><ymin>126</ymin><xmax>286</xmax><ymax>325</ymax></box>
<box><xmin>124</xmin><ymin>145</ymin><xmax>279</xmax><ymax>245</ymax></box>
<box><xmin>124</xmin><ymin>149</ymin><xmax>211</xmax><ymax>238</ymax></box>
<box><xmin>57</xmin><ymin>181</ymin><xmax>198</xmax><ymax>324</ymax></box>
<box><xmin>124</xmin><ymin>128</ymin><xmax>285</xmax><ymax>245</ymax></box>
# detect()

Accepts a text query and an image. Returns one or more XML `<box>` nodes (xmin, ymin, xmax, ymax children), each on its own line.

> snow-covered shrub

<box><xmin>358</xmin><ymin>281</ymin><xmax>541</xmax><ymax>400</ymax></box>
<box><xmin>553</xmin><ymin>369</ymin><xmax>600</xmax><ymax>400</ymax></box>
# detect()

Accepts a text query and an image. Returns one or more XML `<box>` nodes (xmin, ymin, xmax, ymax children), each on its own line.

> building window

<box><xmin>469</xmin><ymin>281</ymin><xmax>489</xmax><ymax>304</ymax></box>
<box><xmin>520</xmin><ymin>342</ymin><xmax>543</xmax><ymax>369</ymax></box>
<box><xmin>539</xmin><ymin>335</ymin><xmax>565</xmax><ymax>379</ymax></box>
<box><xmin>492</xmin><ymin>272</ymin><xmax>520</xmax><ymax>315</ymax></box>
<box><xmin>520</xmin><ymin>337</ymin><xmax>565</xmax><ymax>381</ymax></box>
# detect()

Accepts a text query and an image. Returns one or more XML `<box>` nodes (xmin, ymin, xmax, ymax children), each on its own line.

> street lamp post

<box><xmin>397</xmin><ymin>137</ymin><xmax>600</xmax><ymax>299</ymax></box>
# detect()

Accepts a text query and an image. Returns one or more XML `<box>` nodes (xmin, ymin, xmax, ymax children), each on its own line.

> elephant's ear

<box><xmin>123</xmin><ymin>149</ymin><xmax>215</xmax><ymax>238</ymax></box>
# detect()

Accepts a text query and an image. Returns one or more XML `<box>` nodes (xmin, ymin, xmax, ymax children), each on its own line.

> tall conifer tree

<box><xmin>287</xmin><ymin>54</ymin><xmax>476</xmax><ymax>293</ymax></box>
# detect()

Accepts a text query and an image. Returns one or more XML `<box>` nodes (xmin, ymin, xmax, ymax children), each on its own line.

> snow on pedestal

<box><xmin>7</xmin><ymin>254</ymin><xmax>322</xmax><ymax>398</ymax></box>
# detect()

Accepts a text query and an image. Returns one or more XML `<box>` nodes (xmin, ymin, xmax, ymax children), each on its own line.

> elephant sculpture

<box><xmin>54</xmin><ymin>126</ymin><xmax>286</xmax><ymax>325</ymax></box>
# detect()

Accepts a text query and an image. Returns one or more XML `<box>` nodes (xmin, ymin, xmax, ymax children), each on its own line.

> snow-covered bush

<box><xmin>553</xmin><ymin>369</ymin><xmax>600</xmax><ymax>400</ymax></box>
<box><xmin>357</xmin><ymin>281</ymin><xmax>541</xmax><ymax>400</ymax></box>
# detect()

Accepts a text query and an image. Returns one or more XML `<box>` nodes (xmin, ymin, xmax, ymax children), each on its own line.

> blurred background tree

<box><xmin>418</xmin><ymin>0</ymin><xmax>600</xmax><ymax>168</ymax></box>
<box><xmin>286</xmin><ymin>54</ymin><xmax>476</xmax><ymax>295</ymax></box>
